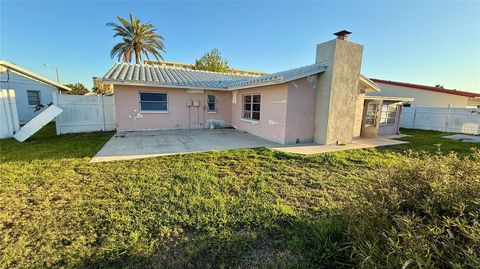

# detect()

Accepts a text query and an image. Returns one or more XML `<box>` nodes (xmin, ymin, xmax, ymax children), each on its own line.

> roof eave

<box><xmin>371</xmin><ymin>78</ymin><xmax>479</xmax><ymax>98</ymax></box>
<box><xmin>359</xmin><ymin>75</ymin><xmax>381</xmax><ymax>93</ymax></box>
<box><xmin>365</xmin><ymin>95</ymin><xmax>415</xmax><ymax>102</ymax></box>
<box><xmin>227</xmin><ymin>65</ymin><xmax>327</xmax><ymax>90</ymax></box>
<box><xmin>103</xmin><ymin>80</ymin><xmax>227</xmax><ymax>91</ymax></box>
<box><xmin>0</xmin><ymin>60</ymin><xmax>71</xmax><ymax>91</ymax></box>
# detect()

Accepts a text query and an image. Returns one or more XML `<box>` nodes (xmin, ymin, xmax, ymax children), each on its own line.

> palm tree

<box><xmin>107</xmin><ymin>14</ymin><xmax>165</xmax><ymax>64</ymax></box>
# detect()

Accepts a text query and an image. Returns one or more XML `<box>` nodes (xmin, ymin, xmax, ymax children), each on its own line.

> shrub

<box><xmin>344</xmin><ymin>150</ymin><xmax>480</xmax><ymax>268</ymax></box>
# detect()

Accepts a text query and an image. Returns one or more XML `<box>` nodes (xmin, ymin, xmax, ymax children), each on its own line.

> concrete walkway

<box><xmin>273</xmin><ymin>136</ymin><xmax>409</xmax><ymax>155</ymax></box>
<box><xmin>91</xmin><ymin>129</ymin><xmax>409</xmax><ymax>162</ymax></box>
<box><xmin>442</xmin><ymin>134</ymin><xmax>480</xmax><ymax>143</ymax></box>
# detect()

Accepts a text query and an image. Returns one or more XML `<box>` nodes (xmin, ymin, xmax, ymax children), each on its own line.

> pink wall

<box><xmin>231</xmin><ymin>84</ymin><xmax>289</xmax><ymax>144</ymax></box>
<box><xmin>114</xmin><ymin>80</ymin><xmax>320</xmax><ymax>144</ymax></box>
<box><xmin>114</xmin><ymin>85</ymin><xmax>232</xmax><ymax>131</ymax></box>
<box><xmin>284</xmin><ymin>77</ymin><xmax>317</xmax><ymax>143</ymax></box>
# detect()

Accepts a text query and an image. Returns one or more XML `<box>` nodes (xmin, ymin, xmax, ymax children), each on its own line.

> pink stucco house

<box><xmin>102</xmin><ymin>31</ymin><xmax>409</xmax><ymax>145</ymax></box>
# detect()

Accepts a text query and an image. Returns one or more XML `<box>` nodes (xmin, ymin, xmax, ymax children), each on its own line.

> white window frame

<box><xmin>139</xmin><ymin>92</ymin><xmax>168</xmax><ymax>113</ymax></box>
<box><xmin>380</xmin><ymin>104</ymin><xmax>398</xmax><ymax>125</ymax></box>
<box><xmin>27</xmin><ymin>90</ymin><xmax>41</xmax><ymax>107</ymax></box>
<box><xmin>207</xmin><ymin>94</ymin><xmax>216</xmax><ymax>113</ymax></box>
<box><xmin>242</xmin><ymin>94</ymin><xmax>261</xmax><ymax>121</ymax></box>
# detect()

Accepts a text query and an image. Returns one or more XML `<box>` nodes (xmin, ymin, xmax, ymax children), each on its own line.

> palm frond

<box><xmin>107</xmin><ymin>14</ymin><xmax>165</xmax><ymax>63</ymax></box>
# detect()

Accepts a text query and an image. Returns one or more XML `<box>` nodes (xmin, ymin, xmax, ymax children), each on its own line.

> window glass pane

<box><xmin>207</xmin><ymin>94</ymin><xmax>216</xmax><ymax>111</ymax></box>
<box><xmin>381</xmin><ymin>111</ymin><xmax>387</xmax><ymax>118</ymax></box>
<box><xmin>244</xmin><ymin>103</ymin><xmax>251</xmax><ymax>111</ymax></box>
<box><xmin>253</xmin><ymin>95</ymin><xmax>261</xmax><ymax>102</ymax></box>
<box><xmin>27</xmin><ymin>91</ymin><xmax>40</xmax><ymax>106</ymax></box>
<box><xmin>140</xmin><ymin>101</ymin><xmax>167</xmax><ymax>111</ymax></box>
<box><xmin>366</xmin><ymin>104</ymin><xmax>377</xmax><ymax>126</ymax></box>
<box><xmin>388</xmin><ymin>105</ymin><xmax>397</xmax><ymax>112</ymax></box>
<box><xmin>208</xmin><ymin>95</ymin><xmax>215</xmax><ymax>103</ymax></box>
<box><xmin>380</xmin><ymin>112</ymin><xmax>387</xmax><ymax>124</ymax></box>
<box><xmin>387</xmin><ymin>117</ymin><xmax>396</xmax><ymax>124</ymax></box>
<box><xmin>140</xmin><ymin>93</ymin><xmax>167</xmax><ymax>102</ymax></box>
<box><xmin>244</xmin><ymin>95</ymin><xmax>251</xmax><ymax>102</ymax></box>
<box><xmin>252</xmin><ymin>112</ymin><xmax>260</xmax><ymax>120</ymax></box>
<box><xmin>243</xmin><ymin>111</ymin><xmax>251</xmax><ymax>119</ymax></box>
<box><xmin>366</xmin><ymin>117</ymin><xmax>375</xmax><ymax>126</ymax></box>
<box><xmin>252</xmin><ymin>104</ymin><xmax>260</xmax><ymax>112</ymax></box>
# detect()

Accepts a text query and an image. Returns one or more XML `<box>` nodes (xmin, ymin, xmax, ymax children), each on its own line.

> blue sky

<box><xmin>1</xmin><ymin>1</ymin><xmax>479</xmax><ymax>92</ymax></box>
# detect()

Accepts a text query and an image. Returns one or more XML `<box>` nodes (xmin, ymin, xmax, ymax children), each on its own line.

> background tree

<box><xmin>92</xmin><ymin>86</ymin><xmax>113</xmax><ymax>95</ymax></box>
<box><xmin>194</xmin><ymin>49</ymin><xmax>229</xmax><ymax>72</ymax></box>
<box><xmin>107</xmin><ymin>14</ymin><xmax>165</xmax><ymax>64</ymax></box>
<box><xmin>65</xmin><ymin>83</ymin><xmax>89</xmax><ymax>95</ymax></box>
<box><xmin>435</xmin><ymin>84</ymin><xmax>444</xmax><ymax>88</ymax></box>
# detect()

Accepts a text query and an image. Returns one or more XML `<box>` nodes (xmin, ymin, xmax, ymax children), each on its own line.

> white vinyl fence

<box><xmin>53</xmin><ymin>93</ymin><xmax>116</xmax><ymax>134</ymax></box>
<box><xmin>0</xmin><ymin>89</ymin><xmax>19</xmax><ymax>138</ymax></box>
<box><xmin>400</xmin><ymin>107</ymin><xmax>480</xmax><ymax>135</ymax></box>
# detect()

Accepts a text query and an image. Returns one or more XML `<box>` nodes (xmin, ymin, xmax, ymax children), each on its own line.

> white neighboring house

<box><xmin>0</xmin><ymin>60</ymin><xmax>71</xmax><ymax>123</ymax></box>
<box><xmin>369</xmin><ymin>79</ymin><xmax>480</xmax><ymax>108</ymax></box>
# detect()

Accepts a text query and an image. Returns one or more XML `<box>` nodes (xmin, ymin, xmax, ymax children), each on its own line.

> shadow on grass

<box><xmin>0</xmin><ymin>123</ymin><xmax>114</xmax><ymax>162</ymax></box>
<box><xmin>78</xmin><ymin>214</ymin><xmax>354</xmax><ymax>269</ymax></box>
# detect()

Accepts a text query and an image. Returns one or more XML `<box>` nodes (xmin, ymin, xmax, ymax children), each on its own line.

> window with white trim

<box><xmin>27</xmin><ymin>90</ymin><xmax>40</xmax><ymax>106</ymax></box>
<box><xmin>380</xmin><ymin>104</ymin><xmax>397</xmax><ymax>125</ymax></box>
<box><xmin>207</xmin><ymin>94</ymin><xmax>216</xmax><ymax>112</ymax></box>
<box><xmin>242</xmin><ymin>94</ymin><xmax>261</xmax><ymax>120</ymax></box>
<box><xmin>139</xmin><ymin>92</ymin><xmax>168</xmax><ymax>112</ymax></box>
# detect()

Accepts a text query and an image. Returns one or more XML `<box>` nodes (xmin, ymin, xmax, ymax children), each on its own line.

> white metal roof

<box><xmin>102</xmin><ymin>62</ymin><xmax>327</xmax><ymax>90</ymax></box>
<box><xmin>0</xmin><ymin>60</ymin><xmax>71</xmax><ymax>91</ymax></box>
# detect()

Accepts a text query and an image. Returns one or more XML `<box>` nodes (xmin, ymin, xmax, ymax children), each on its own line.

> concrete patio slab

<box><xmin>91</xmin><ymin>129</ymin><xmax>409</xmax><ymax>162</ymax></box>
<box><xmin>272</xmin><ymin>136</ymin><xmax>409</xmax><ymax>155</ymax></box>
<box><xmin>91</xmin><ymin>128</ymin><xmax>280</xmax><ymax>162</ymax></box>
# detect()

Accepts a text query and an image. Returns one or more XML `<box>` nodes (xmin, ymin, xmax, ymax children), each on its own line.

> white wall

<box><xmin>401</xmin><ymin>107</ymin><xmax>480</xmax><ymax>135</ymax></box>
<box><xmin>0</xmin><ymin>89</ymin><xmax>20</xmax><ymax>138</ymax></box>
<box><xmin>54</xmin><ymin>93</ymin><xmax>116</xmax><ymax>134</ymax></box>
<box><xmin>371</xmin><ymin>82</ymin><xmax>476</xmax><ymax>108</ymax></box>
<box><xmin>0</xmin><ymin>70</ymin><xmax>58</xmax><ymax>123</ymax></box>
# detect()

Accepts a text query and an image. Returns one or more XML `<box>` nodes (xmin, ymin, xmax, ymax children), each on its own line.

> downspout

<box><xmin>397</xmin><ymin>105</ymin><xmax>402</xmax><ymax>135</ymax></box>
<box><xmin>203</xmin><ymin>90</ymin><xmax>207</xmax><ymax>128</ymax></box>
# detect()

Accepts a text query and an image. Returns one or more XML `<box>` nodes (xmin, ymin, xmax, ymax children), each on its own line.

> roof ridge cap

<box><xmin>117</xmin><ymin>61</ymin><xmax>258</xmax><ymax>77</ymax></box>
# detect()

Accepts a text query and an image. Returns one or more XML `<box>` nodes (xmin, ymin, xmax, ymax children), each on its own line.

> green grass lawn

<box><xmin>1</xmin><ymin>125</ymin><xmax>478</xmax><ymax>268</ymax></box>
<box><xmin>391</xmin><ymin>128</ymin><xmax>480</xmax><ymax>155</ymax></box>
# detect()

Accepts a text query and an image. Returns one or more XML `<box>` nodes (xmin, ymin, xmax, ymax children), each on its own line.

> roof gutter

<box><xmin>102</xmin><ymin>80</ymin><xmax>226</xmax><ymax>91</ymax></box>
<box><xmin>365</xmin><ymin>95</ymin><xmax>415</xmax><ymax>103</ymax></box>
<box><xmin>0</xmin><ymin>60</ymin><xmax>71</xmax><ymax>91</ymax></box>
